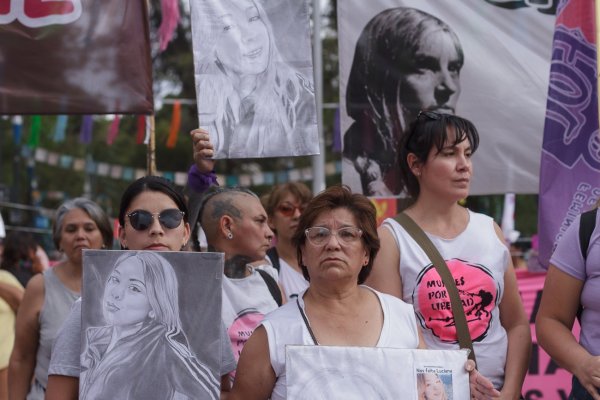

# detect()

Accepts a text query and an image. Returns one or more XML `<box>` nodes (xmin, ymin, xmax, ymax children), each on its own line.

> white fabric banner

<box><xmin>338</xmin><ymin>0</ymin><xmax>555</xmax><ymax>195</ymax></box>
<box><xmin>286</xmin><ymin>346</ymin><xmax>469</xmax><ymax>399</ymax></box>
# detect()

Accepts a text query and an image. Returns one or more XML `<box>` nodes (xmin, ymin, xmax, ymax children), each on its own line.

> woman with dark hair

<box><xmin>262</xmin><ymin>182</ymin><xmax>313</xmax><ymax>300</ymax></box>
<box><xmin>366</xmin><ymin>112</ymin><xmax>530</xmax><ymax>398</ymax></box>
<box><xmin>45</xmin><ymin>176</ymin><xmax>236</xmax><ymax>399</ymax></box>
<box><xmin>343</xmin><ymin>7</ymin><xmax>463</xmax><ymax>196</ymax></box>
<box><xmin>80</xmin><ymin>252</ymin><xmax>219</xmax><ymax>399</ymax></box>
<box><xmin>0</xmin><ymin>231</ymin><xmax>41</xmax><ymax>287</ymax></box>
<box><xmin>8</xmin><ymin>198</ymin><xmax>113</xmax><ymax>399</ymax></box>
<box><xmin>225</xmin><ymin>185</ymin><xmax>498</xmax><ymax>399</ymax></box>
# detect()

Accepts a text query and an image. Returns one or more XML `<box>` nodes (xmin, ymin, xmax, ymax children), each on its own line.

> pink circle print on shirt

<box><xmin>413</xmin><ymin>258</ymin><xmax>499</xmax><ymax>343</ymax></box>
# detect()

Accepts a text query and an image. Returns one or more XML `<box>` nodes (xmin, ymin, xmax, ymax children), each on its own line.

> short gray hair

<box><xmin>53</xmin><ymin>198</ymin><xmax>113</xmax><ymax>250</ymax></box>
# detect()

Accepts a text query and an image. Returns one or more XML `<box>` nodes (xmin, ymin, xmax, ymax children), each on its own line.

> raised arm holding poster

<box><xmin>189</xmin><ymin>0</ymin><xmax>319</xmax><ymax>159</ymax></box>
<box><xmin>338</xmin><ymin>0</ymin><xmax>555</xmax><ymax>196</ymax></box>
<box><xmin>0</xmin><ymin>0</ymin><xmax>153</xmax><ymax>115</ymax></box>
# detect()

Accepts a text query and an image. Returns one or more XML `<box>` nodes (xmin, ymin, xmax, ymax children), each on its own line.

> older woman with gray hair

<box><xmin>8</xmin><ymin>198</ymin><xmax>112</xmax><ymax>399</ymax></box>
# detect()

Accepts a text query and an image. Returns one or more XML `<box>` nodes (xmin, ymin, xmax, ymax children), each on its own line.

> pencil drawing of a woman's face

<box><xmin>103</xmin><ymin>257</ymin><xmax>152</xmax><ymax>326</ymax></box>
<box><xmin>215</xmin><ymin>0</ymin><xmax>270</xmax><ymax>76</ymax></box>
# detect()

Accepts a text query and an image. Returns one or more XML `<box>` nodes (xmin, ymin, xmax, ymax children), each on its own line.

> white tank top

<box><xmin>262</xmin><ymin>287</ymin><xmax>420</xmax><ymax>400</ymax></box>
<box><xmin>383</xmin><ymin>210</ymin><xmax>509</xmax><ymax>389</ymax></box>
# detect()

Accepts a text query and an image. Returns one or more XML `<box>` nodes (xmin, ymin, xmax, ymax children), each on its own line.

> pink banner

<box><xmin>517</xmin><ymin>270</ymin><xmax>578</xmax><ymax>399</ymax></box>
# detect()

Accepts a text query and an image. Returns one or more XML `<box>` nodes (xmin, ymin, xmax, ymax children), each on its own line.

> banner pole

<box><xmin>147</xmin><ymin>115</ymin><xmax>157</xmax><ymax>175</ymax></box>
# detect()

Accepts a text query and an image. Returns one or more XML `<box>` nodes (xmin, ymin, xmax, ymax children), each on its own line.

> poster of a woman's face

<box><xmin>417</xmin><ymin>372</ymin><xmax>451</xmax><ymax>400</ymax></box>
<box><xmin>339</xmin><ymin>0</ymin><xmax>554</xmax><ymax>196</ymax></box>
<box><xmin>81</xmin><ymin>250</ymin><xmax>224</xmax><ymax>400</ymax></box>
<box><xmin>190</xmin><ymin>0</ymin><xmax>319</xmax><ymax>159</ymax></box>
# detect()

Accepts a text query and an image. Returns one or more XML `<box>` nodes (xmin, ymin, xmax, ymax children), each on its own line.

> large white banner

<box><xmin>339</xmin><ymin>0</ymin><xmax>555</xmax><ymax>196</ymax></box>
<box><xmin>286</xmin><ymin>346</ymin><xmax>470</xmax><ymax>399</ymax></box>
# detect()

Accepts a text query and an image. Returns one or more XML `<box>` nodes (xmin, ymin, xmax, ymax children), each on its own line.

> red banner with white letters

<box><xmin>0</xmin><ymin>0</ymin><xmax>153</xmax><ymax>114</ymax></box>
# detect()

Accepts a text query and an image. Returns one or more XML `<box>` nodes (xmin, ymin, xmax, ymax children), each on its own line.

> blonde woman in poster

<box><xmin>45</xmin><ymin>176</ymin><xmax>236</xmax><ymax>399</ymax></box>
<box><xmin>191</xmin><ymin>0</ymin><xmax>318</xmax><ymax>158</ymax></box>
<box><xmin>79</xmin><ymin>252</ymin><xmax>219</xmax><ymax>399</ymax></box>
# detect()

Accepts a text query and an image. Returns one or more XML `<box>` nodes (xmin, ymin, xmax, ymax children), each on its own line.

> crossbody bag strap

<box><xmin>394</xmin><ymin>212</ymin><xmax>476</xmax><ymax>364</ymax></box>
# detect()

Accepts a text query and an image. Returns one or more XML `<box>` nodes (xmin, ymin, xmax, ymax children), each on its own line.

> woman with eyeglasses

<box><xmin>366</xmin><ymin>112</ymin><xmax>530</xmax><ymax>398</ymax></box>
<box><xmin>262</xmin><ymin>182</ymin><xmax>313</xmax><ymax>300</ymax></box>
<box><xmin>8</xmin><ymin>198</ymin><xmax>113</xmax><ymax>400</ymax></box>
<box><xmin>224</xmin><ymin>185</ymin><xmax>499</xmax><ymax>399</ymax></box>
<box><xmin>44</xmin><ymin>176</ymin><xmax>236</xmax><ymax>399</ymax></box>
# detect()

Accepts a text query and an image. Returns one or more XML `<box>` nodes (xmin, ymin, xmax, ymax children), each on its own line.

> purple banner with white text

<box><xmin>538</xmin><ymin>0</ymin><xmax>600</xmax><ymax>268</ymax></box>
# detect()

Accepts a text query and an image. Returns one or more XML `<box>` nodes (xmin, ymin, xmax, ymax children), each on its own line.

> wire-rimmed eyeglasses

<box><xmin>304</xmin><ymin>226</ymin><xmax>363</xmax><ymax>246</ymax></box>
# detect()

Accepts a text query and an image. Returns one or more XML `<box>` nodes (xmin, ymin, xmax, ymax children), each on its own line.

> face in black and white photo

<box><xmin>399</xmin><ymin>27</ymin><xmax>463</xmax><ymax>124</ymax></box>
<box><xmin>343</xmin><ymin>7</ymin><xmax>464</xmax><ymax>196</ymax></box>
<box><xmin>215</xmin><ymin>0</ymin><xmax>271</xmax><ymax>79</ymax></box>
<box><xmin>102</xmin><ymin>257</ymin><xmax>152</xmax><ymax>327</ymax></box>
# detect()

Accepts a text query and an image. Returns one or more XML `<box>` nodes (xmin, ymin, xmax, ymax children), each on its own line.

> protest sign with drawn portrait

<box><xmin>286</xmin><ymin>346</ymin><xmax>469</xmax><ymax>399</ymax></box>
<box><xmin>190</xmin><ymin>0</ymin><xmax>319</xmax><ymax>159</ymax></box>
<box><xmin>80</xmin><ymin>250</ymin><xmax>223</xmax><ymax>399</ymax></box>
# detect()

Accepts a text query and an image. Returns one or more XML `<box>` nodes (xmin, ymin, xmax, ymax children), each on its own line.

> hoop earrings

<box><xmin>227</xmin><ymin>232</ymin><xmax>233</xmax><ymax>240</ymax></box>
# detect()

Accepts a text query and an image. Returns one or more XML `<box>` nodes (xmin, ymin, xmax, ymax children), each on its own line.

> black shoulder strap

<box><xmin>579</xmin><ymin>208</ymin><xmax>597</xmax><ymax>261</ymax></box>
<box><xmin>256</xmin><ymin>268</ymin><xmax>283</xmax><ymax>307</ymax></box>
<box><xmin>266</xmin><ymin>247</ymin><xmax>281</xmax><ymax>272</ymax></box>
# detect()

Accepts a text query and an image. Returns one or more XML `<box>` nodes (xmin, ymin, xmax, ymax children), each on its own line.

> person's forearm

<box><xmin>8</xmin><ymin>357</ymin><xmax>35</xmax><ymax>400</ymax></box>
<box><xmin>537</xmin><ymin>316</ymin><xmax>590</xmax><ymax>375</ymax></box>
<box><xmin>500</xmin><ymin>323</ymin><xmax>531</xmax><ymax>399</ymax></box>
<box><xmin>0</xmin><ymin>283</ymin><xmax>23</xmax><ymax>313</ymax></box>
<box><xmin>46</xmin><ymin>375</ymin><xmax>79</xmax><ymax>400</ymax></box>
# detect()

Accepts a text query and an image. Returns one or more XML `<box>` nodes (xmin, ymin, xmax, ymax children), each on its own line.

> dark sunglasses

<box><xmin>276</xmin><ymin>203</ymin><xmax>306</xmax><ymax>217</ymax></box>
<box><xmin>126</xmin><ymin>209</ymin><xmax>184</xmax><ymax>231</ymax></box>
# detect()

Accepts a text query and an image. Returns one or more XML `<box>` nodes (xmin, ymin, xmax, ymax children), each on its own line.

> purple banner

<box><xmin>538</xmin><ymin>0</ymin><xmax>600</xmax><ymax>268</ymax></box>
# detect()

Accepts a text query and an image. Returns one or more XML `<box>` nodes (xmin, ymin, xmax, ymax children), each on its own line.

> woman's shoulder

<box><xmin>367</xmin><ymin>287</ymin><xmax>413</xmax><ymax>312</ymax></box>
<box><xmin>262</xmin><ymin>299</ymin><xmax>301</xmax><ymax>326</ymax></box>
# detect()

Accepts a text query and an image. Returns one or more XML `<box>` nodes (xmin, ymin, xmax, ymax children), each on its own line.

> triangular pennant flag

<box><xmin>107</xmin><ymin>115</ymin><xmax>121</xmax><ymax>145</ymax></box>
<box><xmin>80</xmin><ymin>115</ymin><xmax>94</xmax><ymax>144</ymax></box>
<box><xmin>136</xmin><ymin>115</ymin><xmax>146</xmax><ymax>144</ymax></box>
<box><xmin>28</xmin><ymin>115</ymin><xmax>41</xmax><ymax>147</ymax></box>
<box><xmin>166</xmin><ymin>101</ymin><xmax>181</xmax><ymax>148</ymax></box>
<box><xmin>158</xmin><ymin>0</ymin><xmax>180</xmax><ymax>52</ymax></box>
<box><xmin>53</xmin><ymin>115</ymin><xmax>68</xmax><ymax>143</ymax></box>
<box><xmin>12</xmin><ymin>116</ymin><xmax>22</xmax><ymax>144</ymax></box>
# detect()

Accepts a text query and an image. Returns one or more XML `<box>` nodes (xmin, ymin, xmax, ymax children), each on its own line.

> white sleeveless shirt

<box><xmin>383</xmin><ymin>210</ymin><xmax>509</xmax><ymax>389</ymax></box>
<box><xmin>262</xmin><ymin>287</ymin><xmax>420</xmax><ymax>400</ymax></box>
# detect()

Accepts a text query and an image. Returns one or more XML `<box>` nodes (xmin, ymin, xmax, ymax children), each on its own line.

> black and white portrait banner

<box><xmin>190</xmin><ymin>0</ymin><xmax>319</xmax><ymax>159</ymax></box>
<box><xmin>338</xmin><ymin>0</ymin><xmax>555</xmax><ymax>196</ymax></box>
<box><xmin>81</xmin><ymin>250</ymin><xmax>224</xmax><ymax>399</ymax></box>
<box><xmin>286</xmin><ymin>346</ymin><xmax>469</xmax><ymax>399</ymax></box>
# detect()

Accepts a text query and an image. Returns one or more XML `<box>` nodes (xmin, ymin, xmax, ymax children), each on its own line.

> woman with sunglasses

<box><xmin>45</xmin><ymin>176</ymin><xmax>236</xmax><ymax>399</ymax></box>
<box><xmin>262</xmin><ymin>182</ymin><xmax>312</xmax><ymax>300</ymax></box>
<box><xmin>366</xmin><ymin>112</ymin><xmax>530</xmax><ymax>398</ymax></box>
<box><xmin>226</xmin><ymin>185</ymin><xmax>498</xmax><ymax>399</ymax></box>
<box><xmin>8</xmin><ymin>198</ymin><xmax>112</xmax><ymax>400</ymax></box>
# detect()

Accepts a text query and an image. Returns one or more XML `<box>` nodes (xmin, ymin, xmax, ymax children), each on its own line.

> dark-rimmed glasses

<box><xmin>304</xmin><ymin>226</ymin><xmax>363</xmax><ymax>246</ymax></box>
<box><xmin>276</xmin><ymin>203</ymin><xmax>306</xmax><ymax>217</ymax></box>
<box><xmin>126</xmin><ymin>209</ymin><xmax>184</xmax><ymax>231</ymax></box>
